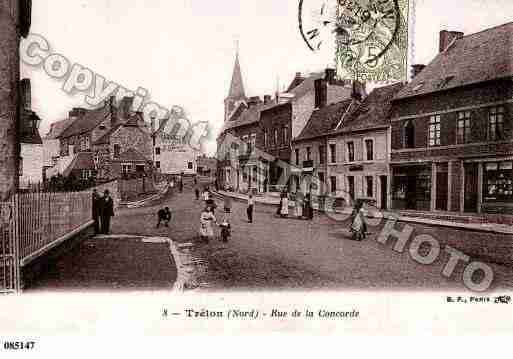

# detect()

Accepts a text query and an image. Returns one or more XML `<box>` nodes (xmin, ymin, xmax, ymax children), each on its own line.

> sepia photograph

<box><xmin>0</xmin><ymin>0</ymin><xmax>513</xmax><ymax>347</ymax></box>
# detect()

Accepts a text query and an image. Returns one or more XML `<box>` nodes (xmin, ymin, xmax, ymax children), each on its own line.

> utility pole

<box><xmin>0</xmin><ymin>1</ymin><xmax>31</xmax><ymax>201</ymax></box>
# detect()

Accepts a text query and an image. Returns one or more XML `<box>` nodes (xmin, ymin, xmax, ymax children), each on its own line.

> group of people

<box><xmin>199</xmin><ymin>186</ymin><xmax>231</xmax><ymax>243</ymax></box>
<box><xmin>91</xmin><ymin>189</ymin><xmax>115</xmax><ymax>235</ymax></box>
<box><xmin>277</xmin><ymin>191</ymin><xmax>313</xmax><ymax>220</ymax></box>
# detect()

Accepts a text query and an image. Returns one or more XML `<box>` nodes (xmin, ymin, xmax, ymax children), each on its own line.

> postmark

<box><xmin>298</xmin><ymin>0</ymin><xmax>409</xmax><ymax>82</ymax></box>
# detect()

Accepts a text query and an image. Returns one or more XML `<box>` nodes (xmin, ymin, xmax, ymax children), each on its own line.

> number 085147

<box><xmin>3</xmin><ymin>341</ymin><xmax>36</xmax><ymax>350</ymax></box>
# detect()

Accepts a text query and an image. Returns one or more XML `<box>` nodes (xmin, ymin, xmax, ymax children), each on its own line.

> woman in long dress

<box><xmin>281</xmin><ymin>192</ymin><xmax>289</xmax><ymax>217</ymax></box>
<box><xmin>199</xmin><ymin>206</ymin><xmax>217</xmax><ymax>243</ymax></box>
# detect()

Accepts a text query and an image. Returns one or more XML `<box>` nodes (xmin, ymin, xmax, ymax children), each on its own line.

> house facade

<box><xmin>51</xmin><ymin>96</ymin><xmax>153</xmax><ymax>181</ymax></box>
<box><xmin>390</xmin><ymin>26</ymin><xmax>513</xmax><ymax>216</ymax></box>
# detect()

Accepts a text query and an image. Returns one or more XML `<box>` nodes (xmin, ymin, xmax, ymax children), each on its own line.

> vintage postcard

<box><xmin>1</xmin><ymin>0</ymin><xmax>513</xmax><ymax>351</ymax></box>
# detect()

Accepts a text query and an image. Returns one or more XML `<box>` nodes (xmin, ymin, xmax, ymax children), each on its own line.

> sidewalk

<box><xmin>214</xmin><ymin>190</ymin><xmax>513</xmax><ymax>235</ymax></box>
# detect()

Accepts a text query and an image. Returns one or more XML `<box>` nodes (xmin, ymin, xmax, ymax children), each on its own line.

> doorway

<box><xmin>464</xmin><ymin>163</ymin><xmax>478</xmax><ymax>213</ymax></box>
<box><xmin>380</xmin><ymin>176</ymin><xmax>388</xmax><ymax>210</ymax></box>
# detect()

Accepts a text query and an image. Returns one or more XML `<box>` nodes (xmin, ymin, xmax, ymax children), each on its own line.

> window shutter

<box><xmin>19</xmin><ymin>0</ymin><xmax>32</xmax><ymax>38</ymax></box>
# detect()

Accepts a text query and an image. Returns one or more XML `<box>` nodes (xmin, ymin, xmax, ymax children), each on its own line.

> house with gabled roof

<box><xmin>390</xmin><ymin>24</ymin><xmax>513</xmax><ymax>219</ymax></box>
<box><xmin>49</xmin><ymin>96</ymin><xmax>152</xmax><ymax>181</ymax></box>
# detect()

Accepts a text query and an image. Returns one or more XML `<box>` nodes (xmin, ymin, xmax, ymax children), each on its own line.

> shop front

<box><xmin>392</xmin><ymin>164</ymin><xmax>432</xmax><ymax>211</ymax></box>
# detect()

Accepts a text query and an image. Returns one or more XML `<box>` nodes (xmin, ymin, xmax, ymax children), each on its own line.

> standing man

<box><xmin>247</xmin><ymin>194</ymin><xmax>254</xmax><ymax>223</ymax></box>
<box><xmin>91</xmin><ymin>189</ymin><xmax>101</xmax><ymax>235</ymax></box>
<box><xmin>101</xmin><ymin>189</ymin><xmax>115</xmax><ymax>234</ymax></box>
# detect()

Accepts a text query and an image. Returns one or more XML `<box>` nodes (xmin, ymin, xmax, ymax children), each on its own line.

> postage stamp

<box><xmin>298</xmin><ymin>0</ymin><xmax>409</xmax><ymax>82</ymax></box>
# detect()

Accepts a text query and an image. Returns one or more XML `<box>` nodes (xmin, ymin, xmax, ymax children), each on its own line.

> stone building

<box><xmin>50</xmin><ymin>96</ymin><xmax>152</xmax><ymax>181</ymax></box>
<box><xmin>390</xmin><ymin>25</ymin><xmax>513</xmax><ymax>216</ymax></box>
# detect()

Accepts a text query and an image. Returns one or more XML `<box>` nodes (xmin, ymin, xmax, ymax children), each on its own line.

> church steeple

<box><xmin>224</xmin><ymin>44</ymin><xmax>246</xmax><ymax>122</ymax></box>
<box><xmin>228</xmin><ymin>51</ymin><xmax>246</xmax><ymax>99</ymax></box>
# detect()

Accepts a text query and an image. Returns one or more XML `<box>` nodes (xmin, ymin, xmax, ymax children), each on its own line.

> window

<box><xmin>122</xmin><ymin>164</ymin><xmax>131</xmax><ymax>174</ymax></box>
<box><xmin>242</xmin><ymin>135</ymin><xmax>249</xmax><ymax>153</ymax></box>
<box><xmin>319</xmin><ymin>146</ymin><xmax>325</xmax><ymax>165</ymax></box>
<box><xmin>484</xmin><ymin>161</ymin><xmax>513</xmax><ymax>202</ymax></box>
<box><xmin>249</xmin><ymin>133</ymin><xmax>256</xmax><ymax>153</ymax></box>
<box><xmin>274</xmin><ymin>129</ymin><xmax>279</xmax><ymax>147</ymax></box>
<box><xmin>330</xmin><ymin>176</ymin><xmax>337</xmax><ymax>194</ymax></box>
<box><xmin>366</xmin><ymin>176</ymin><xmax>374</xmax><ymax>197</ymax></box>
<box><xmin>295</xmin><ymin>149</ymin><xmax>299</xmax><ymax>166</ymax></box>
<box><xmin>347</xmin><ymin>142</ymin><xmax>355</xmax><ymax>162</ymax></box>
<box><xmin>80</xmin><ymin>136</ymin><xmax>90</xmax><ymax>151</ymax></box>
<box><xmin>113</xmin><ymin>144</ymin><xmax>121</xmax><ymax>158</ymax></box>
<box><xmin>155</xmin><ymin>147</ymin><xmax>161</xmax><ymax>155</ymax></box>
<box><xmin>306</xmin><ymin>147</ymin><xmax>311</xmax><ymax>161</ymax></box>
<box><xmin>489</xmin><ymin>106</ymin><xmax>505</xmax><ymax>141</ymax></box>
<box><xmin>155</xmin><ymin>161</ymin><xmax>160</xmax><ymax>169</ymax></box>
<box><xmin>404</xmin><ymin>120</ymin><xmax>415</xmax><ymax>148</ymax></box>
<box><xmin>348</xmin><ymin>176</ymin><xmax>355</xmax><ymax>200</ymax></box>
<box><xmin>188</xmin><ymin>162</ymin><xmax>193</xmax><ymax>169</ymax></box>
<box><xmin>365</xmin><ymin>139</ymin><xmax>374</xmax><ymax>161</ymax></box>
<box><xmin>283</xmin><ymin>126</ymin><xmax>288</xmax><ymax>145</ymax></box>
<box><xmin>428</xmin><ymin>115</ymin><xmax>441</xmax><ymax>146</ymax></box>
<box><xmin>329</xmin><ymin>144</ymin><xmax>336</xmax><ymax>163</ymax></box>
<box><xmin>457</xmin><ymin>111</ymin><xmax>471</xmax><ymax>144</ymax></box>
<box><xmin>81</xmin><ymin>169</ymin><xmax>92</xmax><ymax>180</ymax></box>
<box><xmin>264</xmin><ymin>131</ymin><xmax>268</xmax><ymax>148</ymax></box>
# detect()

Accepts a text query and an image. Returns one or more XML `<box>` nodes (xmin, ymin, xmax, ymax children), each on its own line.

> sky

<box><xmin>22</xmin><ymin>0</ymin><xmax>513</xmax><ymax>155</ymax></box>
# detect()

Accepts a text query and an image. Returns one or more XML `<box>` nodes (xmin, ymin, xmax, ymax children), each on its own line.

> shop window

<box><xmin>457</xmin><ymin>111</ymin><xmax>471</xmax><ymax>144</ymax></box>
<box><xmin>429</xmin><ymin>115</ymin><xmax>441</xmax><ymax>146</ymax></box>
<box><xmin>488</xmin><ymin>106</ymin><xmax>505</xmax><ymax>141</ymax></box>
<box><xmin>484</xmin><ymin>161</ymin><xmax>513</xmax><ymax>202</ymax></box>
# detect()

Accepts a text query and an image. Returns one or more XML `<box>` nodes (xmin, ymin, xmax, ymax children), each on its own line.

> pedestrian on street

<box><xmin>101</xmin><ymin>189</ymin><xmax>115</xmax><ymax>234</ymax></box>
<box><xmin>203</xmin><ymin>187</ymin><xmax>210</xmax><ymax>202</ymax></box>
<box><xmin>219</xmin><ymin>215</ymin><xmax>231</xmax><ymax>243</ymax></box>
<box><xmin>247</xmin><ymin>194</ymin><xmax>254</xmax><ymax>223</ymax></box>
<box><xmin>295</xmin><ymin>191</ymin><xmax>303</xmax><ymax>218</ymax></box>
<box><xmin>206</xmin><ymin>193</ymin><xmax>217</xmax><ymax>215</ymax></box>
<box><xmin>195</xmin><ymin>187</ymin><xmax>200</xmax><ymax>200</ymax></box>
<box><xmin>281</xmin><ymin>191</ymin><xmax>289</xmax><ymax>217</ymax></box>
<box><xmin>157</xmin><ymin>207</ymin><xmax>172</xmax><ymax>228</ymax></box>
<box><xmin>277</xmin><ymin>194</ymin><xmax>283</xmax><ymax>216</ymax></box>
<box><xmin>305</xmin><ymin>192</ymin><xmax>313</xmax><ymax>220</ymax></box>
<box><xmin>199</xmin><ymin>206</ymin><xmax>217</xmax><ymax>243</ymax></box>
<box><xmin>91</xmin><ymin>189</ymin><xmax>101</xmax><ymax>235</ymax></box>
<box><xmin>350</xmin><ymin>200</ymin><xmax>367</xmax><ymax>241</ymax></box>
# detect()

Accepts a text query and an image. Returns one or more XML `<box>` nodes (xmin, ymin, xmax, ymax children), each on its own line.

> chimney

<box><xmin>411</xmin><ymin>64</ymin><xmax>426</xmax><ymax>79</ymax></box>
<box><xmin>20</xmin><ymin>78</ymin><xmax>31</xmax><ymax>110</ymax></box>
<box><xmin>118</xmin><ymin>97</ymin><xmax>134</xmax><ymax>120</ymax></box>
<box><xmin>314</xmin><ymin>78</ymin><xmax>328</xmax><ymax>108</ymax></box>
<box><xmin>351</xmin><ymin>80</ymin><xmax>365</xmax><ymax>102</ymax></box>
<box><xmin>439</xmin><ymin>30</ymin><xmax>464</xmax><ymax>53</ymax></box>
<box><xmin>107</xmin><ymin>96</ymin><xmax>117</xmax><ymax>125</ymax></box>
<box><xmin>263</xmin><ymin>95</ymin><xmax>272</xmax><ymax>104</ymax></box>
<box><xmin>325</xmin><ymin>68</ymin><xmax>336</xmax><ymax>84</ymax></box>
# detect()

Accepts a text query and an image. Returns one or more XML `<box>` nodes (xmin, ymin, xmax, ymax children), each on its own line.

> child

<box><xmin>199</xmin><ymin>206</ymin><xmax>216</xmax><ymax>243</ymax></box>
<box><xmin>157</xmin><ymin>207</ymin><xmax>172</xmax><ymax>228</ymax></box>
<box><xmin>219</xmin><ymin>216</ymin><xmax>231</xmax><ymax>243</ymax></box>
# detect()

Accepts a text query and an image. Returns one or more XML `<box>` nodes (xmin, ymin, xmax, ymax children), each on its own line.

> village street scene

<box><xmin>1</xmin><ymin>0</ymin><xmax>513</xmax><ymax>295</ymax></box>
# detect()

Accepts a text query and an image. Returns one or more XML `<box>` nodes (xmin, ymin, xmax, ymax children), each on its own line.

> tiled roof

<box><xmin>93</xmin><ymin>123</ymin><xmax>122</xmax><ymax>145</ymax></box>
<box><xmin>220</xmin><ymin>102</ymin><xmax>276</xmax><ymax>133</ymax></box>
<box><xmin>396</xmin><ymin>22</ymin><xmax>513</xmax><ymax>99</ymax></box>
<box><xmin>295</xmin><ymin>99</ymin><xmax>353</xmax><ymax>142</ymax></box>
<box><xmin>286</xmin><ymin>72</ymin><xmax>323</xmax><ymax>99</ymax></box>
<box><xmin>337</xmin><ymin>83</ymin><xmax>405</xmax><ymax>133</ymax></box>
<box><xmin>286</xmin><ymin>73</ymin><xmax>306</xmax><ymax>92</ymax></box>
<box><xmin>63</xmin><ymin>152</ymin><xmax>94</xmax><ymax>177</ymax></box>
<box><xmin>114</xmin><ymin>148</ymin><xmax>150</xmax><ymax>163</ymax></box>
<box><xmin>45</xmin><ymin>118</ymin><xmax>76</xmax><ymax>139</ymax></box>
<box><xmin>58</xmin><ymin>105</ymin><xmax>110</xmax><ymax>138</ymax></box>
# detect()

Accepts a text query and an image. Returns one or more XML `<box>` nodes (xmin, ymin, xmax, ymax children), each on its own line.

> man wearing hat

<box><xmin>101</xmin><ymin>189</ymin><xmax>115</xmax><ymax>234</ymax></box>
